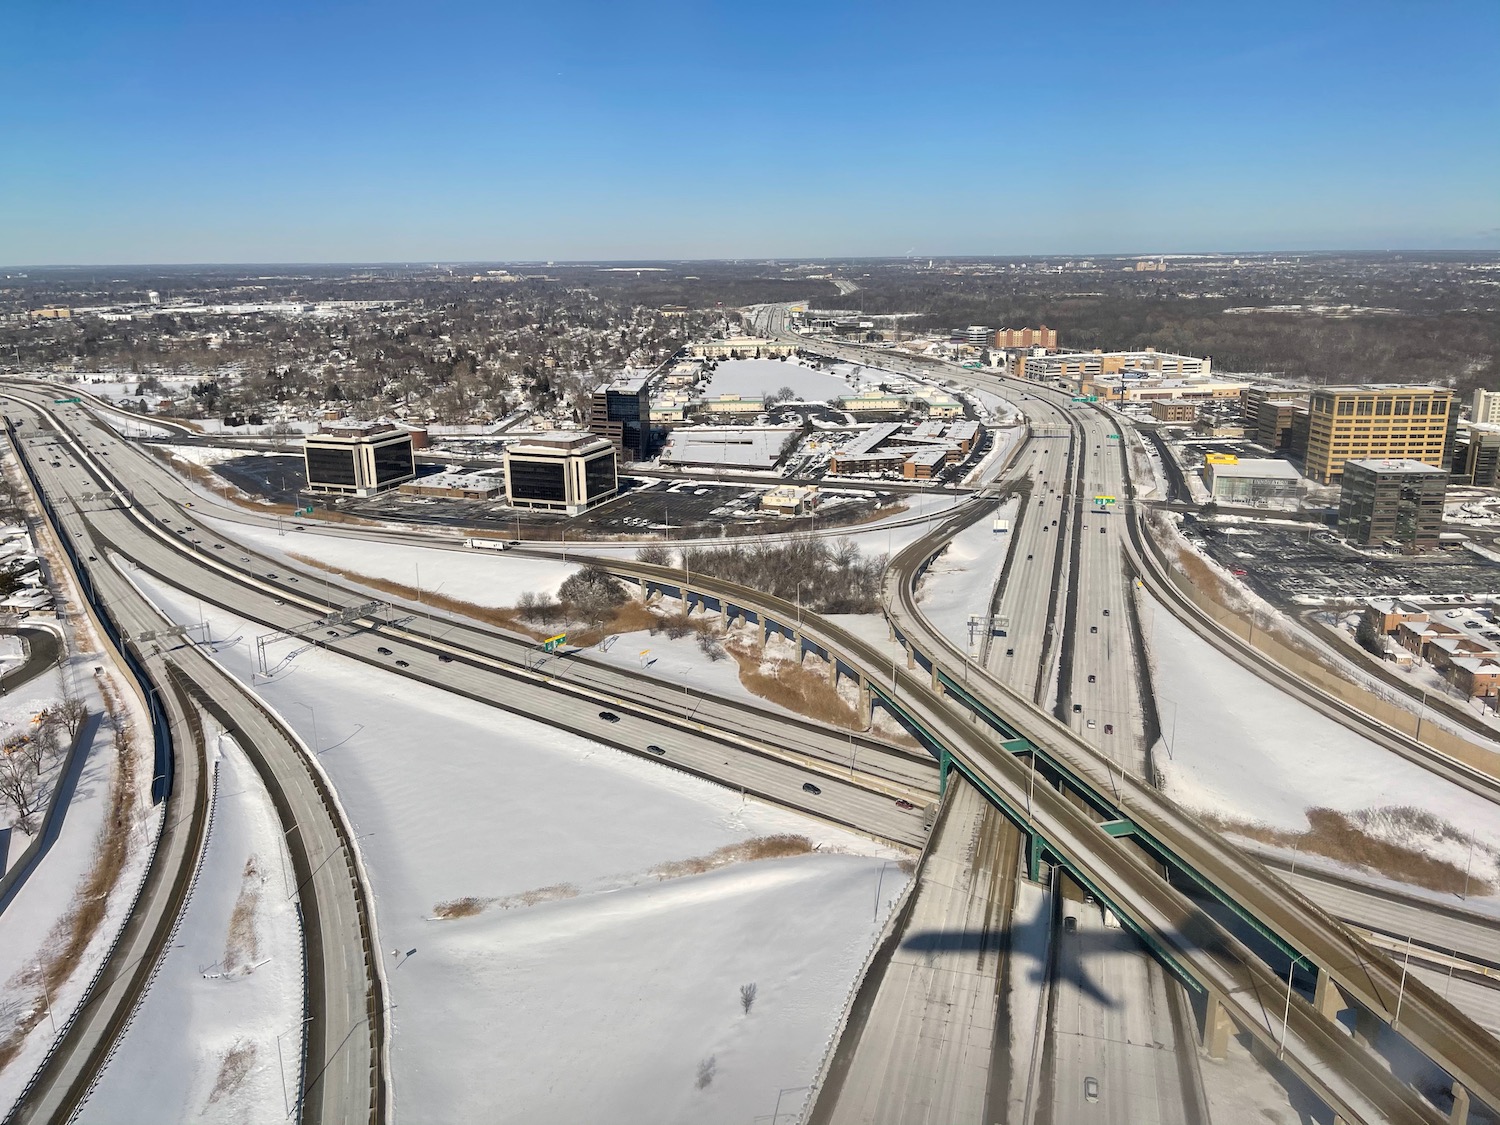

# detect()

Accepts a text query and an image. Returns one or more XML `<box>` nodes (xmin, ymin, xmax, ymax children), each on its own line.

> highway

<box><xmin>16</xmin><ymin>329</ymin><xmax>1500</xmax><ymax>1123</ymax></box>
<box><xmin>3</xmin><ymin>408</ymin><xmax>386</xmax><ymax>1125</ymax></box>
<box><xmin>810</xmin><ymin>776</ymin><xmax>1021</xmax><ymax>1125</ymax></box>
<box><xmin>749</xmin><ymin>307</ymin><xmax>1499</xmax><ymax>1123</ymax></box>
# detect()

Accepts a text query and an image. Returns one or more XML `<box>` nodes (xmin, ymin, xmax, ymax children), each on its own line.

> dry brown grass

<box><xmin>204</xmin><ymin>1039</ymin><xmax>256</xmax><ymax>1107</ymax></box>
<box><xmin>650</xmin><ymin>834</ymin><xmax>815</xmax><ymax>880</ymax></box>
<box><xmin>1205</xmin><ymin>807</ymin><xmax>1493</xmax><ymax>896</ymax></box>
<box><xmin>433</xmin><ymin>882</ymin><xmax>579</xmax><ymax>920</ymax></box>
<box><xmin>727</xmin><ymin>646</ymin><xmax>864</xmax><ymax>731</ymax></box>
<box><xmin>223</xmin><ymin>857</ymin><xmax>262</xmax><ymax>973</ymax></box>
<box><xmin>0</xmin><ymin>674</ymin><xmax>140</xmax><ymax>1073</ymax></box>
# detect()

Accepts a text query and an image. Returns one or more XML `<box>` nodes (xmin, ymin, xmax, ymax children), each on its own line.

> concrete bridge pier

<box><xmin>1201</xmin><ymin>992</ymin><xmax>1233</xmax><ymax>1060</ymax></box>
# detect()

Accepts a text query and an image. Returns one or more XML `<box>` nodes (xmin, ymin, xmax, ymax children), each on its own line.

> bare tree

<box><xmin>558</xmin><ymin>566</ymin><xmax>627</xmax><ymax>627</ymax></box>
<box><xmin>697</xmin><ymin>630</ymin><xmax>727</xmax><ymax>663</ymax></box>
<box><xmin>634</xmin><ymin>544</ymin><xmax>674</xmax><ymax>567</ymax></box>
<box><xmin>740</xmin><ymin>982</ymin><xmax>758</xmax><ymax>1014</ymax></box>
<box><xmin>57</xmin><ymin>697</ymin><xmax>88</xmax><ymax>739</ymax></box>
<box><xmin>0</xmin><ymin>753</ymin><xmax>40</xmax><ymax>831</ymax></box>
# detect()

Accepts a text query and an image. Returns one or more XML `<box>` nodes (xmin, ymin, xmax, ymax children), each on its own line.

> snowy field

<box><xmin>128</xmin><ymin>570</ymin><xmax>906</xmax><ymax>1125</ymax></box>
<box><xmin>704</xmin><ymin>358</ymin><xmax>851</xmax><ymax>402</ymax></box>
<box><xmin>0</xmin><ymin>656</ymin><xmax>156</xmax><ymax>1111</ymax></box>
<box><xmin>205</xmin><ymin>515</ymin><xmax>580</xmax><ymax>608</ymax></box>
<box><xmin>1144</xmin><ymin>593</ymin><xmax>1500</xmax><ymax>869</ymax></box>
<box><xmin>82</xmin><ymin>730</ymin><xmax>301</xmax><ymax>1124</ymax></box>
<box><xmin>915</xmin><ymin>500</ymin><xmax>1019</xmax><ymax>650</ymax></box>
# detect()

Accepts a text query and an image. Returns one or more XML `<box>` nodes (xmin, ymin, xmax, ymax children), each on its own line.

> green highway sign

<box><xmin>542</xmin><ymin>633</ymin><xmax>567</xmax><ymax>653</ymax></box>
<box><xmin>53</xmin><ymin>397</ymin><xmax>82</xmax><ymax>404</ymax></box>
<box><xmin>298</xmin><ymin>506</ymin><xmax>314</xmax><ymax>515</ymax></box>
<box><xmin>1107</xmin><ymin>433</ymin><xmax>1120</xmax><ymax>440</ymax></box>
<box><xmin>1093</xmin><ymin>495</ymin><xmax>1117</xmax><ymax>505</ymax></box>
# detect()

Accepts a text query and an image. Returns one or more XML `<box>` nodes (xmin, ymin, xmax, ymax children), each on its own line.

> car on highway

<box><xmin>1104</xmin><ymin>724</ymin><xmax>1114</xmax><ymax>734</ymax></box>
<box><xmin>266</xmin><ymin>572</ymin><xmax>277</xmax><ymax>578</ymax></box>
<box><xmin>599</xmin><ymin>711</ymin><xmax>620</xmax><ymax>723</ymax></box>
<box><xmin>1084</xmin><ymin>1077</ymin><xmax>1100</xmax><ymax>1103</ymax></box>
<box><xmin>1005</xmin><ymin>648</ymin><xmax>1014</xmax><ymax>656</ymax></box>
<box><xmin>1086</xmin><ymin>719</ymin><xmax>1096</xmax><ymax>729</ymax></box>
<box><xmin>1087</xmin><ymin>674</ymin><xmax>1096</xmax><ymax>683</ymax></box>
<box><xmin>1064</xmin><ymin>915</ymin><xmax>1077</xmax><ymax>933</ymax></box>
<box><xmin>377</xmin><ymin>646</ymin><xmax>393</xmax><ymax>655</ymax></box>
<box><xmin>395</xmin><ymin>659</ymin><xmax>409</xmax><ymax>668</ymax></box>
<box><xmin>213</xmin><ymin>543</ymin><xmax>224</xmax><ymax>549</ymax></box>
<box><xmin>438</xmin><ymin>654</ymin><xmax>454</xmax><ymax>663</ymax></box>
<box><xmin>1090</xmin><ymin>625</ymin><xmax>1098</xmax><ymax>633</ymax></box>
<box><xmin>1072</xmin><ymin>703</ymin><xmax>1082</xmax><ymax>713</ymax></box>
<box><xmin>1100</xmin><ymin>526</ymin><xmax>1106</xmax><ymax>534</ymax></box>
<box><xmin>1231</xmin><ymin>566</ymin><xmax>1247</xmax><ymax>576</ymax></box>
<box><xmin>645</xmin><ymin>744</ymin><xmax>666</xmax><ymax>756</ymax></box>
<box><xmin>895</xmin><ymin>799</ymin><xmax>915</xmax><ymax>810</ymax></box>
<box><xmin>801</xmin><ymin>782</ymin><xmax>822</xmax><ymax>795</ymax></box>
<box><xmin>1102</xmin><ymin>609</ymin><xmax>1109</xmax><ymax>616</ymax></box>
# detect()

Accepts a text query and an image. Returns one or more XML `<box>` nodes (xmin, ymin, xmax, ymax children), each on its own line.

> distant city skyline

<box><xmin>3</xmin><ymin>0</ymin><xmax>1496</xmax><ymax>266</ymax></box>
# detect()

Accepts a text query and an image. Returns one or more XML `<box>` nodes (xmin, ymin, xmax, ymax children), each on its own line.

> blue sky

<box><xmin>2</xmin><ymin>0</ymin><xmax>1497</xmax><ymax>264</ymax></box>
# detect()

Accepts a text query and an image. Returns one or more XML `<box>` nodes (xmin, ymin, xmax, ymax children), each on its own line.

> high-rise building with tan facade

<box><xmin>1472</xmin><ymin>388</ymin><xmax>1500</xmax><ymax>425</ymax></box>
<box><xmin>1303</xmin><ymin>385</ymin><xmax>1453</xmax><ymax>484</ymax></box>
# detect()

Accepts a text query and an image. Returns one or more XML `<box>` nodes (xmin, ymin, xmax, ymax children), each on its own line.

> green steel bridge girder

<box><xmin>945</xmin><ymin>758</ymin><xmax>1204</xmax><ymax>995</ymax></box>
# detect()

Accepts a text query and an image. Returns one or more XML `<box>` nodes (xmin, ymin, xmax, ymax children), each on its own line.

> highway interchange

<box><xmin>1</xmin><ymin>307</ymin><xmax>1498</xmax><ymax>1123</ymax></box>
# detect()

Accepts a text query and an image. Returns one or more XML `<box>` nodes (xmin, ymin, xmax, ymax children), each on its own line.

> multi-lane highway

<box><xmin>748</xmin><ymin>308</ymin><xmax>1499</xmax><ymax>1123</ymax></box>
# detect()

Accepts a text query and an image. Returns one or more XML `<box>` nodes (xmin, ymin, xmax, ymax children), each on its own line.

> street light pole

<box><xmin>293</xmin><ymin>700</ymin><xmax>319</xmax><ymax>754</ymax></box>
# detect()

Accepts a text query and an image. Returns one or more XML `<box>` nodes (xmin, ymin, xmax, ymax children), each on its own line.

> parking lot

<box><xmin>1182</xmin><ymin>513</ymin><xmax>1500</xmax><ymax>604</ymax></box>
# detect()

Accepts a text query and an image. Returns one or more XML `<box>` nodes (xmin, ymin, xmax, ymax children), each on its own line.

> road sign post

<box><xmin>542</xmin><ymin>634</ymin><xmax>567</xmax><ymax>653</ymax></box>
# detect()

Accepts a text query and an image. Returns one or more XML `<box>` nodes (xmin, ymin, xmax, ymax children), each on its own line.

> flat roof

<box><xmin>508</xmin><ymin>431</ymin><xmax>614</xmax><ymax>454</ymax></box>
<box><xmin>662</xmin><ymin>426</ymin><xmax>798</xmax><ymax>470</ymax></box>
<box><xmin>1343</xmin><ymin>458</ymin><xmax>1448</xmax><ymax>475</ymax></box>
<box><xmin>1210</xmin><ymin>459</ymin><xmax>1301</xmax><ymax>480</ymax></box>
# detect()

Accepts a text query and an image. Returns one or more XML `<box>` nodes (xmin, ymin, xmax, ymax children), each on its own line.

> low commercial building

<box><xmin>902</xmin><ymin>448</ymin><xmax>947</xmax><ymax>480</ymax></box>
<box><xmin>660</xmin><ymin>426</ymin><xmax>799</xmax><ymax>471</ymax></box>
<box><xmin>1203</xmin><ymin>457</ymin><xmax>1303</xmax><ymax>505</ymax></box>
<box><xmin>503</xmin><ymin>432</ymin><xmax>618</xmax><ymax>515</ymax></box>
<box><xmin>1150</xmin><ymin>401</ymin><xmax>1199</xmax><ymax>423</ymax></box>
<box><xmin>839</xmin><ymin>392</ymin><xmax>909</xmax><ymax>415</ymax></box>
<box><xmin>1337</xmin><ymin>458</ymin><xmax>1448</xmax><ymax>551</ymax></box>
<box><xmin>759</xmin><ymin>485</ymin><xmax>819</xmax><ymax>516</ymax></box>
<box><xmin>692</xmin><ymin>394</ymin><xmax>765</xmax><ymax>416</ymax></box>
<box><xmin>399</xmin><ymin>473</ymin><xmax>502</xmax><ymax>500</ymax></box>
<box><xmin>690</xmin><ymin>338</ymin><xmax>799</xmax><ymax>359</ymax></box>
<box><xmin>303</xmin><ymin>422</ymin><xmax>416</xmax><ymax>497</ymax></box>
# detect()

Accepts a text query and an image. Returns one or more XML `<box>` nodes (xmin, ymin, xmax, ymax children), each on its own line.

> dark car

<box><xmin>1102</xmin><ymin>609</ymin><xmax>1110</xmax><ymax>616</ymax></box>
<box><xmin>1064</xmin><ymin>915</ymin><xmax>1077</xmax><ymax>933</ymax></box>
<box><xmin>1104</xmin><ymin>723</ymin><xmax>1114</xmax><ymax>734</ymax></box>
<box><xmin>802</xmin><ymin>782</ymin><xmax>822</xmax><ymax>795</ymax></box>
<box><xmin>377</xmin><ymin>646</ymin><xmax>393</xmax><ymax>655</ymax></box>
<box><xmin>1090</xmin><ymin>625</ymin><xmax>1098</xmax><ymax>634</ymax></box>
<box><xmin>1005</xmin><ymin>648</ymin><xmax>1014</xmax><ymax>656</ymax></box>
<box><xmin>1072</xmin><ymin>703</ymin><xmax>1082</xmax><ymax>713</ymax></box>
<box><xmin>646</xmin><ymin>744</ymin><xmax>666</xmax><ymax>756</ymax></box>
<box><xmin>1087</xmin><ymin>674</ymin><xmax>1096</xmax><ymax>683</ymax></box>
<box><xmin>599</xmin><ymin>711</ymin><xmax>620</xmax><ymax>723</ymax></box>
<box><xmin>395</xmin><ymin>659</ymin><xmax>409</xmax><ymax>668</ymax></box>
<box><xmin>438</xmin><ymin>654</ymin><xmax>454</xmax><ymax>663</ymax></box>
<box><xmin>895</xmin><ymin>799</ymin><xmax>915</xmax><ymax>810</ymax></box>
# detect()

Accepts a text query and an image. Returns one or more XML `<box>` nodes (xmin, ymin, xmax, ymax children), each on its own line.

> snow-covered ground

<box><xmin>704</xmin><ymin>358</ymin><xmax>850</xmax><ymax>402</ymax></box>
<box><xmin>205</xmin><ymin>515</ymin><xmax>580</xmax><ymax>608</ymax></box>
<box><xmin>1143</xmin><ymin>593</ymin><xmax>1500</xmax><ymax>872</ymax></box>
<box><xmin>81</xmin><ymin>729</ymin><xmax>302</xmax><ymax>1125</ymax></box>
<box><xmin>127</xmin><ymin>569</ymin><xmax>906</xmax><ymax>1125</ymax></box>
<box><xmin>0</xmin><ymin>656</ymin><xmax>157</xmax><ymax>1110</ymax></box>
<box><xmin>914</xmin><ymin>500</ymin><xmax>1019</xmax><ymax>651</ymax></box>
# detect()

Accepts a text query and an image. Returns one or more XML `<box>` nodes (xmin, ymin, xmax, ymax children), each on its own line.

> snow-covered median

<box><xmin>128</xmin><ymin>570</ymin><xmax>908</xmax><ymax>1124</ymax></box>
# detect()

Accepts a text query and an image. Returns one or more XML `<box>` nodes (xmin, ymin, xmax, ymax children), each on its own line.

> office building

<box><xmin>690</xmin><ymin>338</ymin><xmax>799</xmax><ymax>359</ymax></box>
<box><xmin>1451</xmin><ymin>425</ymin><xmax>1500</xmax><ymax>487</ymax></box>
<box><xmin>589</xmin><ymin>378</ymin><xmax>652</xmax><ymax>461</ymax></box>
<box><xmin>994</xmin><ymin>326</ymin><xmax>1057</xmax><ymax>350</ymax></box>
<box><xmin>964</xmin><ymin>325</ymin><xmax>992</xmax><ymax>349</ymax></box>
<box><xmin>1203</xmin><ymin>458</ymin><xmax>1302</xmax><ymax>506</ymax></box>
<box><xmin>503</xmin><ymin>433</ymin><xmax>618</xmax><ymax>516</ymax></box>
<box><xmin>1303</xmin><ymin>385</ymin><xmax>1453</xmax><ymax>484</ymax></box>
<box><xmin>1473</xmin><ymin>388</ymin><xmax>1500</xmax><ymax>425</ymax></box>
<box><xmin>302</xmin><ymin>422</ymin><xmax>415</xmax><ymax>497</ymax></box>
<box><xmin>1337</xmin><ymin>458</ymin><xmax>1448</xmax><ymax>551</ymax></box>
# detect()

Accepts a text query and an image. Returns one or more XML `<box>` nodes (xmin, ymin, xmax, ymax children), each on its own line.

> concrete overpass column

<box><xmin>858</xmin><ymin>679</ymin><xmax>872</xmax><ymax>725</ymax></box>
<box><xmin>1202</xmin><ymin>993</ymin><xmax>1232</xmax><ymax>1060</ymax></box>
<box><xmin>905</xmin><ymin>644</ymin><xmax>915</xmax><ymax>671</ymax></box>
<box><xmin>1351</xmin><ymin>1004</ymin><xmax>1383</xmax><ymax>1049</ymax></box>
<box><xmin>759</xmin><ymin>617</ymin><xmax>768</xmax><ymax>648</ymax></box>
<box><xmin>827</xmin><ymin>654</ymin><xmax>837</xmax><ymax>686</ymax></box>
<box><xmin>1313</xmin><ymin>969</ymin><xmax>1346</xmax><ymax>1021</ymax></box>
<box><xmin>930</xmin><ymin>663</ymin><xmax>942</xmax><ymax>694</ymax></box>
<box><xmin>1450</xmin><ymin>1082</ymin><xmax>1470</xmax><ymax>1125</ymax></box>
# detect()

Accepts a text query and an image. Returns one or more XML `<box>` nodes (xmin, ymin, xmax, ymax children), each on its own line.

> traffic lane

<box><xmin>17</xmin><ymin>414</ymin><xmax>378</xmax><ymax>1124</ymax></box>
<box><xmin>73</xmin><ymin>472</ymin><xmax>941</xmax><ymax>803</ymax></box>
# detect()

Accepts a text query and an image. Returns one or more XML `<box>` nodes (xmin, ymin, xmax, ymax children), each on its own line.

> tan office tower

<box><xmin>1303</xmin><ymin>386</ymin><xmax>1453</xmax><ymax>484</ymax></box>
